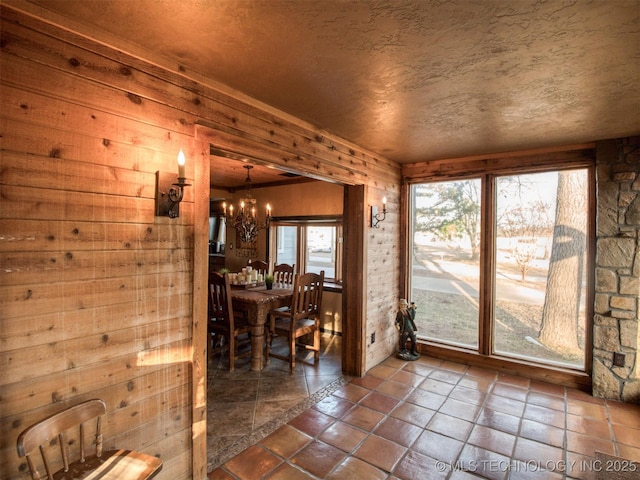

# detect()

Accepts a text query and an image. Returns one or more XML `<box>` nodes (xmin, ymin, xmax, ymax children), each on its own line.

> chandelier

<box><xmin>223</xmin><ymin>165</ymin><xmax>272</xmax><ymax>243</ymax></box>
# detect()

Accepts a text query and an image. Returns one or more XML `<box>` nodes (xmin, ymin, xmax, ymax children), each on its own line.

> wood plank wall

<box><xmin>0</xmin><ymin>4</ymin><xmax>401</xmax><ymax>479</ymax></box>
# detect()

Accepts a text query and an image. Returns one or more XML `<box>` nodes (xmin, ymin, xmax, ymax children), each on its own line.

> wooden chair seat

<box><xmin>47</xmin><ymin>449</ymin><xmax>161</xmax><ymax>479</ymax></box>
<box><xmin>17</xmin><ymin>399</ymin><xmax>162</xmax><ymax>480</ymax></box>
<box><xmin>267</xmin><ymin>271</ymin><xmax>324</xmax><ymax>372</ymax></box>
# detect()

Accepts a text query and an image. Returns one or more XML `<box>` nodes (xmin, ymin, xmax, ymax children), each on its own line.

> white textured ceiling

<box><xmin>21</xmin><ymin>0</ymin><xmax>640</xmax><ymax>164</ymax></box>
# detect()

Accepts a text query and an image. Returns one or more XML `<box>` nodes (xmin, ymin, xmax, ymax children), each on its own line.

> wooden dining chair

<box><xmin>266</xmin><ymin>263</ymin><xmax>296</xmax><ymax>338</ymax></box>
<box><xmin>273</xmin><ymin>263</ymin><xmax>295</xmax><ymax>287</ymax></box>
<box><xmin>208</xmin><ymin>272</ymin><xmax>251</xmax><ymax>371</ymax></box>
<box><xmin>16</xmin><ymin>398</ymin><xmax>162</xmax><ymax>480</ymax></box>
<box><xmin>248</xmin><ymin>259</ymin><xmax>270</xmax><ymax>276</ymax></box>
<box><xmin>266</xmin><ymin>271</ymin><xmax>324</xmax><ymax>372</ymax></box>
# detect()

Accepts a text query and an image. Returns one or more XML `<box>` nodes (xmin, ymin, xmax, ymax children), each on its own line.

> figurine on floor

<box><xmin>396</xmin><ymin>298</ymin><xmax>420</xmax><ymax>361</ymax></box>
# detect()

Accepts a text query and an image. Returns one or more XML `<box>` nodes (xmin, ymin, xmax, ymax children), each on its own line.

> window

<box><xmin>271</xmin><ymin>218</ymin><xmax>343</xmax><ymax>283</ymax></box>
<box><xmin>409</xmin><ymin>166</ymin><xmax>592</xmax><ymax>371</ymax></box>
<box><xmin>411</xmin><ymin>179</ymin><xmax>481</xmax><ymax>349</ymax></box>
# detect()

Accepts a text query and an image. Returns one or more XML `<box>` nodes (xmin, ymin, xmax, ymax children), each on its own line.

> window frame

<box><xmin>403</xmin><ymin>148</ymin><xmax>596</xmax><ymax>377</ymax></box>
<box><xmin>269</xmin><ymin>216</ymin><xmax>343</xmax><ymax>283</ymax></box>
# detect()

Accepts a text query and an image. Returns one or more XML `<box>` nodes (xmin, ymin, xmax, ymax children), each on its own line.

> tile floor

<box><xmin>208</xmin><ymin>337</ymin><xmax>640</xmax><ymax>480</ymax></box>
<box><xmin>207</xmin><ymin>332</ymin><xmax>346</xmax><ymax>469</ymax></box>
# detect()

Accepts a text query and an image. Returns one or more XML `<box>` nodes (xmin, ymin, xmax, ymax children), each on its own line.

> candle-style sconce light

<box><xmin>155</xmin><ymin>149</ymin><xmax>191</xmax><ymax>218</ymax></box>
<box><xmin>370</xmin><ymin>196</ymin><xmax>387</xmax><ymax>228</ymax></box>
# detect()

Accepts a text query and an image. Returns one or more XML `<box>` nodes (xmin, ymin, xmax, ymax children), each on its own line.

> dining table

<box><xmin>230</xmin><ymin>286</ymin><xmax>293</xmax><ymax>371</ymax></box>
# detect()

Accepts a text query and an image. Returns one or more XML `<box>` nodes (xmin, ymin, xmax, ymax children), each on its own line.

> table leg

<box><xmin>249</xmin><ymin>324</ymin><xmax>264</xmax><ymax>371</ymax></box>
<box><xmin>247</xmin><ymin>304</ymin><xmax>267</xmax><ymax>371</ymax></box>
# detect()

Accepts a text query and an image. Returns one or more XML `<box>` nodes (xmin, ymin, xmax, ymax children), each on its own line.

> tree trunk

<box><xmin>538</xmin><ymin>171</ymin><xmax>586</xmax><ymax>355</ymax></box>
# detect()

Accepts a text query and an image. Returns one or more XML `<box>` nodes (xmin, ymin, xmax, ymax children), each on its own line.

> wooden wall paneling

<box><xmin>1</xmin><ymin>294</ymin><xmax>188</xmax><ymax>352</ymax></box>
<box><xmin>158</xmin><ymin>448</ymin><xmax>192</xmax><ymax>480</ymax></box>
<box><xmin>1</xmin><ymin>184</ymin><xmax>160</xmax><ymax>224</ymax></box>
<box><xmin>1</xmin><ymin>315</ymin><xmax>190</xmax><ymax>385</ymax></box>
<box><xmin>190</xmin><ymin>142</ymin><xmax>210</xmax><ymax>479</ymax></box>
<box><xmin>2</xmin><ymin>271</ymin><xmax>191</xmax><ymax>318</ymax></box>
<box><xmin>0</xmin><ymin>339</ymin><xmax>191</xmax><ymax>422</ymax></box>
<box><xmin>0</xmin><ymin>248</ymin><xmax>191</xmax><ymax>287</ymax></box>
<box><xmin>7</xmin><ymin>0</ymin><xmax>397</xmax><ymax>378</ymax></box>
<box><xmin>112</xmin><ymin>406</ymin><xmax>191</xmax><ymax>455</ymax></box>
<box><xmin>0</xmin><ymin>118</ymin><xmax>161</xmax><ymax>175</ymax></box>
<box><xmin>0</xmin><ymin>86</ymin><xmax>196</xmax><ymax>191</ymax></box>
<box><xmin>0</xmin><ymin>219</ymin><xmax>188</xmax><ymax>254</ymax></box>
<box><xmin>365</xmin><ymin>181</ymin><xmax>401</xmax><ymax>370</ymax></box>
<box><xmin>106</xmin><ymin>385</ymin><xmax>192</xmax><ymax>435</ymax></box>
<box><xmin>2</xmin><ymin>10</ymin><xmax>398</xmax><ymax>186</ymax></box>
<box><xmin>1</xmin><ymin>5</ymin><xmax>403</xmax><ymax>478</ymax></box>
<box><xmin>198</xmin><ymin>125</ymin><xmax>368</xmax><ymax>186</ymax></box>
<box><xmin>0</xmin><ymin>363</ymin><xmax>190</xmax><ymax>464</ymax></box>
<box><xmin>1</xmin><ymin>8</ymin><xmax>196</xmax><ymax>478</ymax></box>
<box><xmin>0</xmin><ymin>150</ymin><xmax>155</xmax><ymax>198</ymax></box>
<box><xmin>0</xmin><ymin>19</ymin><xmax>196</xmax><ymax>139</ymax></box>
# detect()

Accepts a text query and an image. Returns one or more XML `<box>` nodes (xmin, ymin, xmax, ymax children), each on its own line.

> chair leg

<box><xmin>313</xmin><ymin>329</ymin><xmax>320</xmax><ymax>362</ymax></box>
<box><xmin>228</xmin><ymin>333</ymin><xmax>235</xmax><ymax>372</ymax></box>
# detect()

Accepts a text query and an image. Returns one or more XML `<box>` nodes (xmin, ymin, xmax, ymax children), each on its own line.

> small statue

<box><xmin>396</xmin><ymin>299</ymin><xmax>420</xmax><ymax>361</ymax></box>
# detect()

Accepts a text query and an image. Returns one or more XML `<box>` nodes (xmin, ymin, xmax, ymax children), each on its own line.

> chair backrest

<box><xmin>248</xmin><ymin>260</ymin><xmax>269</xmax><ymax>276</ymax></box>
<box><xmin>17</xmin><ymin>399</ymin><xmax>107</xmax><ymax>480</ymax></box>
<box><xmin>290</xmin><ymin>271</ymin><xmax>324</xmax><ymax>322</ymax></box>
<box><xmin>209</xmin><ymin>272</ymin><xmax>234</xmax><ymax>326</ymax></box>
<box><xmin>273</xmin><ymin>263</ymin><xmax>295</xmax><ymax>286</ymax></box>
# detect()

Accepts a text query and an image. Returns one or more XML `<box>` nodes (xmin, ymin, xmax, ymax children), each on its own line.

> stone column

<box><xmin>593</xmin><ymin>136</ymin><xmax>640</xmax><ymax>403</ymax></box>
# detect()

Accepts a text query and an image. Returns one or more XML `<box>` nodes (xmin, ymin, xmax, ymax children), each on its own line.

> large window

<box><xmin>410</xmin><ymin>167</ymin><xmax>591</xmax><ymax>370</ymax></box>
<box><xmin>271</xmin><ymin>218</ymin><xmax>342</xmax><ymax>283</ymax></box>
<box><xmin>411</xmin><ymin>179</ymin><xmax>481</xmax><ymax>349</ymax></box>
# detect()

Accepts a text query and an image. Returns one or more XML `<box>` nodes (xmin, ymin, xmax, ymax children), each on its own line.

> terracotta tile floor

<box><xmin>208</xmin><ymin>341</ymin><xmax>640</xmax><ymax>479</ymax></box>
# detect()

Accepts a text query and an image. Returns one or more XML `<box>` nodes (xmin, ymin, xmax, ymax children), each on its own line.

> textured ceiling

<box><xmin>21</xmin><ymin>0</ymin><xmax>640</xmax><ymax>165</ymax></box>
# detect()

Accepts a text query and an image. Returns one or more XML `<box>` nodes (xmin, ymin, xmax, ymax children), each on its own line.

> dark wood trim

<box><xmin>342</xmin><ymin>184</ymin><xmax>366</xmax><ymax>376</ymax></box>
<box><xmin>418</xmin><ymin>342</ymin><xmax>592</xmax><ymax>392</ymax></box>
<box><xmin>403</xmin><ymin>145</ymin><xmax>595</xmax><ymax>183</ymax></box>
<box><xmin>479</xmin><ymin>175</ymin><xmax>494</xmax><ymax>356</ymax></box>
<box><xmin>212</xmin><ymin>176</ymin><xmax>318</xmax><ymax>192</ymax></box>
<box><xmin>584</xmin><ymin>164</ymin><xmax>597</xmax><ymax>377</ymax></box>
<box><xmin>270</xmin><ymin>215</ymin><xmax>343</xmax><ymax>224</ymax></box>
<box><xmin>399</xmin><ymin>182</ymin><xmax>410</xmax><ymax>300</ymax></box>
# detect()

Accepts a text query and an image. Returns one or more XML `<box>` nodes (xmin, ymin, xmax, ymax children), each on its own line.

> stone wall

<box><xmin>593</xmin><ymin>136</ymin><xmax>640</xmax><ymax>403</ymax></box>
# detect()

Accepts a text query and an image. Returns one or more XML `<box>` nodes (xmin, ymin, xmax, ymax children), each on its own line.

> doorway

<box><xmin>204</xmin><ymin>150</ymin><xmax>364</xmax><ymax>469</ymax></box>
<box><xmin>206</xmin><ymin>147</ymin><xmax>364</xmax><ymax>377</ymax></box>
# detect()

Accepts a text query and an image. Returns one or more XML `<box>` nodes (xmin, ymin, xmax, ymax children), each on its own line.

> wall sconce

<box><xmin>370</xmin><ymin>196</ymin><xmax>387</xmax><ymax>228</ymax></box>
<box><xmin>155</xmin><ymin>150</ymin><xmax>191</xmax><ymax>218</ymax></box>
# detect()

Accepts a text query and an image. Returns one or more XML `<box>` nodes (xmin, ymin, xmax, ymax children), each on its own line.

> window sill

<box><xmin>323</xmin><ymin>282</ymin><xmax>342</xmax><ymax>293</ymax></box>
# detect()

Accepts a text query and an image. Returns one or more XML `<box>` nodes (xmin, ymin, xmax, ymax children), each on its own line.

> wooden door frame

<box><xmin>193</xmin><ymin>125</ymin><xmax>367</xmax><ymax>477</ymax></box>
<box><xmin>342</xmin><ymin>184</ymin><xmax>366</xmax><ymax>376</ymax></box>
